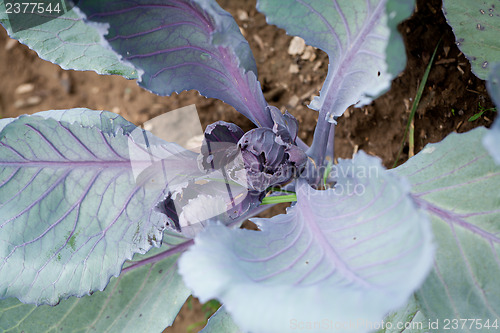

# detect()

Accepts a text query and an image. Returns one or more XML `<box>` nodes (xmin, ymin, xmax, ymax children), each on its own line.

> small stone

<box><xmin>13</xmin><ymin>100</ymin><xmax>24</xmax><ymax>109</ymax></box>
<box><xmin>300</xmin><ymin>87</ymin><xmax>319</xmax><ymax>100</ymax></box>
<box><xmin>288</xmin><ymin>36</ymin><xmax>306</xmax><ymax>56</ymax></box>
<box><xmin>420</xmin><ymin>129</ymin><xmax>427</xmax><ymax>139</ymax></box>
<box><xmin>301</xmin><ymin>46</ymin><xmax>317</xmax><ymax>61</ymax></box>
<box><xmin>237</xmin><ymin>9</ymin><xmax>248</xmax><ymax>21</ymax></box>
<box><xmin>5</xmin><ymin>38</ymin><xmax>17</xmax><ymax>51</ymax></box>
<box><xmin>312</xmin><ymin>61</ymin><xmax>322</xmax><ymax>71</ymax></box>
<box><xmin>151</xmin><ymin>103</ymin><xmax>165</xmax><ymax>114</ymax></box>
<box><xmin>253</xmin><ymin>34</ymin><xmax>265</xmax><ymax>50</ymax></box>
<box><xmin>15</xmin><ymin>83</ymin><xmax>35</xmax><ymax>95</ymax></box>
<box><xmin>443</xmin><ymin>46</ymin><xmax>450</xmax><ymax>57</ymax></box>
<box><xmin>288</xmin><ymin>95</ymin><xmax>300</xmax><ymax>108</ymax></box>
<box><xmin>60</xmin><ymin>72</ymin><xmax>72</xmax><ymax>94</ymax></box>
<box><xmin>289</xmin><ymin>64</ymin><xmax>300</xmax><ymax>74</ymax></box>
<box><xmin>403</xmin><ymin>99</ymin><xmax>410</xmax><ymax>111</ymax></box>
<box><xmin>26</xmin><ymin>96</ymin><xmax>41</xmax><ymax>106</ymax></box>
<box><xmin>14</xmin><ymin>96</ymin><xmax>42</xmax><ymax>109</ymax></box>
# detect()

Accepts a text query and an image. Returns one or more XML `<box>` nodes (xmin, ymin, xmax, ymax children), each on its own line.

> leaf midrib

<box><xmin>320</xmin><ymin>0</ymin><xmax>386</xmax><ymax>116</ymax></box>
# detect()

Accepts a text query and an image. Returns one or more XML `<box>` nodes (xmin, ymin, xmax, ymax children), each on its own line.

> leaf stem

<box><xmin>306</xmin><ymin>104</ymin><xmax>336</xmax><ymax>185</ymax></box>
<box><xmin>307</xmin><ymin>115</ymin><xmax>332</xmax><ymax>169</ymax></box>
<box><xmin>325</xmin><ymin>123</ymin><xmax>336</xmax><ymax>163</ymax></box>
<box><xmin>296</xmin><ymin>137</ymin><xmax>310</xmax><ymax>151</ymax></box>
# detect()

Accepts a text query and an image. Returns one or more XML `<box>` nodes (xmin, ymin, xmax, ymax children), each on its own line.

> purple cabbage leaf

<box><xmin>178</xmin><ymin>152</ymin><xmax>434</xmax><ymax>333</ymax></box>
<box><xmin>226</xmin><ymin>106</ymin><xmax>307</xmax><ymax>192</ymax></box>
<box><xmin>393</xmin><ymin>128</ymin><xmax>500</xmax><ymax>328</ymax></box>
<box><xmin>483</xmin><ymin>62</ymin><xmax>500</xmax><ymax>165</ymax></box>
<box><xmin>75</xmin><ymin>0</ymin><xmax>271</xmax><ymax>127</ymax></box>
<box><xmin>0</xmin><ymin>237</ymin><xmax>191</xmax><ymax>332</ymax></box>
<box><xmin>257</xmin><ymin>0</ymin><xmax>413</xmax><ymax>121</ymax></box>
<box><xmin>0</xmin><ymin>0</ymin><xmax>272</xmax><ymax>127</ymax></box>
<box><xmin>0</xmin><ymin>109</ymin><xmax>201</xmax><ymax>305</ymax></box>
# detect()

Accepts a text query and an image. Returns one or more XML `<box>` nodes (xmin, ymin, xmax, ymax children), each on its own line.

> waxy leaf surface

<box><xmin>179</xmin><ymin>152</ymin><xmax>433</xmax><ymax>333</ymax></box>
<box><xmin>394</xmin><ymin>128</ymin><xmax>500</xmax><ymax>329</ymax></box>
<box><xmin>0</xmin><ymin>237</ymin><xmax>191</xmax><ymax>333</ymax></box>
<box><xmin>483</xmin><ymin>62</ymin><xmax>500</xmax><ymax>164</ymax></box>
<box><xmin>376</xmin><ymin>295</ymin><xmax>429</xmax><ymax>333</ymax></box>
<box><xmin>0</xmin><ymin>0</ymin><xmax>271</xmax><ymax>127</ymax></box>
<box><xmin>0</xmin><ymin>109</ymin><xmax>195</xmax><ymax>304</ymax></box>
<box><xmin>76</xmin><ymin>0</ymin><xmax>270</xmax><ymax>126</ymax></box>
<box><xmin>443</xmin><ymin>0</ymin><xmax>500</xmax><ymax>80</ymax></box>
<box><xmin>257</xmin><ymin>0</ymin><xmax>413</xmax><ymax>120</ymax></box>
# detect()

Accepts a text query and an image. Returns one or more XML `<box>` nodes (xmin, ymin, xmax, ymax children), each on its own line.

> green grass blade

<box><xmin>261</xmin><ymin>194</ymin><xmax>297</xmax><ymax>205</ymax></box>
<box><xmin>393</xmin><ymin>40</ymin><xmax>441</xmax><ymax>168</ymax></box>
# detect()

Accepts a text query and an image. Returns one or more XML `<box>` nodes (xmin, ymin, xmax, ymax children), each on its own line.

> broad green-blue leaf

<box><xmin>394</xmin><ymin>128</ymin><xmax>500</xmax><ymax>329</ymax></box>
<box><xmin>201</xmin><ymin>306</ymin><xmax>244</xmax><ymax>333</ymax></box>
<box><xmin>257</xmin><ymin>0</ymin><xmax>413</xmax><ymax>120</ymax></box>
<box><xmin>0</xmin><ymin>1</ymin><xmax>137</xmax><ymax>78</ymax></box>
<box><xmin>0</xmin><ymin>109</ymin><xmax>197</xmax><ymax>305</ymax></box>
<box><xmin>443</xmin><ymin>0</ymin><xmax>500</xmax><ymax>80</ymax></box>
<box><xmin>179</xmin><ymin>152</ymin><xmax>433</xmax><ymax>333</ymax></box>
<box><xmin>376</xmin><ymin>295</ymin><xmax>429</xmax><ymax>333</ymax></box>
<box><xmin>0</xmin><ymin>236</ymin><xmax>191</xmax><ymax>333</ymax></box>
<box><xmin>483</xmin><ymin>62</ymin><xmax>500</xmax><ymax>164</ymax></box>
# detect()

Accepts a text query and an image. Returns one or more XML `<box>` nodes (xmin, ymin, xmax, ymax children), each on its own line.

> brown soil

<box><xmin>0</xmin><ymin>0</ymin><xmax>496</xmax><ymax>331</ymax></box>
